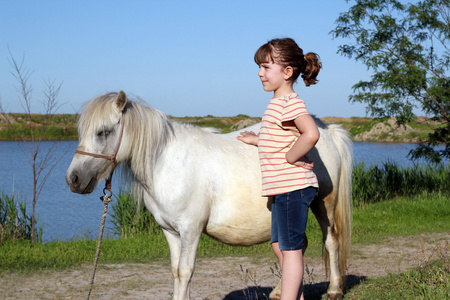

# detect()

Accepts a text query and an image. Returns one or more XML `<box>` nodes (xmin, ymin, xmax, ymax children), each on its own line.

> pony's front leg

<box><xmin>163</xmin><ymin>228</ymin><xmax>202</xmax><ymax>300</ymax></box>
<box><xmin>163</xmin><ymin>229</ymin><xmax>182</xmax><ymax>300</ymax></box>
<box><xmin>176</xmin><ymin>229</ymin><xmax>202</xmax><ymax>300</ymax></box>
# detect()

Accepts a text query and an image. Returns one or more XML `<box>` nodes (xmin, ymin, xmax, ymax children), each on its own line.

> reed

<box><xmin>352</xmin><ymin>161</ymin><xmax>449</xmax><ymax>207</ymax></box>
<box><xmin>110</xmin><ymin>190</ymin><xmax>161</xmax><ymax>238</ymax></box>
<box><xmin>0</xmin><ymin>192</ymin><xmax>42</xmax><ymax>243</ymax></box>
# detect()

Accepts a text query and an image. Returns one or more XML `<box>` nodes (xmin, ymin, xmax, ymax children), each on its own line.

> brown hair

<box><xmin>254</xmin><ymin>38</ymin><xmax>322</xmax><ymax>86</ymax></box>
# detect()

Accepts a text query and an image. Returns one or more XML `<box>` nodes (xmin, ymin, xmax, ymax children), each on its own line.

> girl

<box><xmin>237</xmin><ymin>38</ymin><xmax>321</xmax><ymax>300</ymax></box>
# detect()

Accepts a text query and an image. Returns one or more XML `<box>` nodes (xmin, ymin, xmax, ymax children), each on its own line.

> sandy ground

<box><xmin>0</xmin><ymin>232</ymin><xmax>448</xmax><ymax>300</ymax></box>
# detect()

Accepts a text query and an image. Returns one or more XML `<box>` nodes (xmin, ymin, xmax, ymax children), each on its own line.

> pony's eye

<box><xmin>97</xmin><ymin>130</ymin><xmax>111</xmax><ymax>137</ymax></box>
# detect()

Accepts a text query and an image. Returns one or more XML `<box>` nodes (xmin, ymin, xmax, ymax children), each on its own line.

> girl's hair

<box><xmin>254</xmin><ymin>38</ymin><xmax>322</xmax><ymax>86</ymax></box>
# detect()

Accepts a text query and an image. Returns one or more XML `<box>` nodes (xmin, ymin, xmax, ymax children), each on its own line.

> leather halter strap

<box><xmin>74</xmin><ymin>113</ymin><xmax>125</xmax><ymax>192</ymax></box>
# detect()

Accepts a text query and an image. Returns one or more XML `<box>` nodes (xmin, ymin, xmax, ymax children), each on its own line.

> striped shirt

<box><xmin>258</xmin><ymin>93</ymin><xmax>319</xmax><ymax>196</ymax></box>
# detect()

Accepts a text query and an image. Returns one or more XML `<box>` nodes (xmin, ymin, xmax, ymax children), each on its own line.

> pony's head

<box><xmin>66</xmin><ymin>91</ymin><xmax>129</xmax><ymax>194</ymax></box>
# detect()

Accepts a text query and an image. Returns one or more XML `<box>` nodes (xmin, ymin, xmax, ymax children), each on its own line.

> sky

<box><xmin>0</xmin><ymin>0</ymin><xmax>370</xmax><ymax>118</ymax></box>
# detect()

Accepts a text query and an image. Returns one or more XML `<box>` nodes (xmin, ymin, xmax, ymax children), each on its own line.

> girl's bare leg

<box><xmin>272</xmin><ymin>242</ymin><xmax>283</xmax><ymax>267</ymax></box>
<box><xmin>280</xmin><ymin>249</ymin><xmax>304</xmax><ymax>300</ymax></box>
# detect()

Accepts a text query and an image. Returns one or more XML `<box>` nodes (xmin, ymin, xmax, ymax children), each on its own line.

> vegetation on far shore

<box><xmin>1</xmin><ymin>113</ymin><xmax>444</xmax><ymax>144</ymax></box>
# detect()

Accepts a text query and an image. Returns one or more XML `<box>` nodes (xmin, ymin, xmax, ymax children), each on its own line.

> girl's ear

<box><xmin>284</xmin><ymin>66</ymin><xmax>294</xmax><ymax>80</ymax></box>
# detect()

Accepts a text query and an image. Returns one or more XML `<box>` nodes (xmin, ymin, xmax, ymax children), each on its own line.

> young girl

<box><xmin>237</xmin><ymin>38</ymin><xmax>321</xmax><ymax>300</ymax></box>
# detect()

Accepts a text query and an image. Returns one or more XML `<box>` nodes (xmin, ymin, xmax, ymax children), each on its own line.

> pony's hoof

<box><xmin>269</xmin><ymin>280</ymin><xmax>281</xmax><ymax>300</ymax></box>
<box><xmin>328</xmin><ymin>293</ymin><xmax>343</xmax><ymax>300</ymax></box>
<box><xmin>269</xmin><ymin>291</ymin><xmax>281</xmax><ymax>300</ymax></box>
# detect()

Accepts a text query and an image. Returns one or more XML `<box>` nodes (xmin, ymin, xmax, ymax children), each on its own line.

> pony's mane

<box><xmin>79</xmin><ymin>92</ymin><xmax>175</xmax><ymax>204</ymax></box>
<box><xmin>120</xmin><ymin>94</ymin><xmax>174</xmax><ymax>203</ymax></box>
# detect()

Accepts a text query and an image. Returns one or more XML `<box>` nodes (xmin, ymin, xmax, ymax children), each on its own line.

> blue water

<box><xmin>0</xmin><ymin>141</ymin><xmax>447</xmax><ymax>241</ymax></box>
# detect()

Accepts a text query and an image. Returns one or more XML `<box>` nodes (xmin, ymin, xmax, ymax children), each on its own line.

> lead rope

<box><xmin>77</xmin><ymin>112</ymin><xmax>124</xmax><ymax>299</ymax></box>
<box><xmin>86</xmin><ymin>185</ymin><xmax>113</xmax><ymax>300</ymax></box>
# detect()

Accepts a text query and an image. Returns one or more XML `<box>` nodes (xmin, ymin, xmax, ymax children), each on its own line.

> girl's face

<box><xmin>258</xmin><ymin>60</ymin><xmax>293</xmax><ymax>97</ymax></box>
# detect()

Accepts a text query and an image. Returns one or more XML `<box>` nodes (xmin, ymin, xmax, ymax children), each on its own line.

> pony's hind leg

<box><xmin>323</xmin><ymin>227</ymin><xmax>343</xmax><ymax>299</ymax></box>
<box><xmin>311</xmin><ymin>195</ymin><xmax>344</xmax><ymax>299</ymax></box>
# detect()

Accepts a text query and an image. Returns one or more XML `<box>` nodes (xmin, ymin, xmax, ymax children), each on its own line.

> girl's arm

<box><xmin>286</xmin><ymin>114</ymin><xmax>320</xmax><ymax>165</ymax></box>
<box><xmin>237</xmin><ymin>131</ymin><xmax>259</xmax><ymax>146</ymax></box>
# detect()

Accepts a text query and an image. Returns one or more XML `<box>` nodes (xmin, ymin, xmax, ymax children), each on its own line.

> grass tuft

<box><xmin>344</xmin><ymin>241</ymin><xmax>449</xmax><ymax>299</ymax></box>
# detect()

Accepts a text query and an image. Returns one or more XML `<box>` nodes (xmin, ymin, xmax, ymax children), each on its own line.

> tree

<box><xmin>331</xmin><ymin>0</ymin><xmax>449</xmax><ymax>163</ymax></box>
<box><xmin>0</xmin><ymin>53</ymin><xmax>70</xmax><ymax>244</ymax></box>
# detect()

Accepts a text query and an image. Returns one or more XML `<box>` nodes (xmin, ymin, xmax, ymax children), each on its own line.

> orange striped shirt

<box><xmin>258</xmin><ymin>93</ymin><xmax>319</xmax><ymax>196</ymax></box>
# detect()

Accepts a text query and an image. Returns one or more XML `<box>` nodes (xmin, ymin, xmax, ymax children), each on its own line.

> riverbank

<box><xmin>0</xmin><ymin>113</ymin><xmax>443</xmax><ymax>143</ymax></box>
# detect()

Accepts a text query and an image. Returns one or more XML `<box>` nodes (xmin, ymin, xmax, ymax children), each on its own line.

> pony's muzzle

<box><xmin>66</xmin><ymin>169</ymin><xmax>97</xmax><ymax>194</ymax></box>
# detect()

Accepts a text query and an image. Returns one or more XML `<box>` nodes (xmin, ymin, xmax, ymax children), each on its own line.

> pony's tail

<box><xmin>330</xmin><ymin>124</ymin><xmax>353</xmax><ymax>286</ymax></box>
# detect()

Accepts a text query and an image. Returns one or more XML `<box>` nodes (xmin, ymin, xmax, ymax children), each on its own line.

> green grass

<box><xmin>351</xmin><ymin>191</ymin><xmax>450</xmax><ymax>244</ymax></box>
<box><xmin>345</xmin><ymin>258</ymin><xmax>449</xmax><ymax>299</ymax></box>
<box><xmin>1</xmin><ymin>191</ymin><xmax>448</xmax><ymax>272</ymax></box>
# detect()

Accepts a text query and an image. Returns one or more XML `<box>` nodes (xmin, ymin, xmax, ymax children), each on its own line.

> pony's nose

<box><xmin>66</xmin><ymin>171</ymin><xmax>80</xmax><ymax>188</ymax></box>
<box><xmin>71</xmin><ymin>173</ymin><xmax>79</xmax><ymax>185</ymax></box>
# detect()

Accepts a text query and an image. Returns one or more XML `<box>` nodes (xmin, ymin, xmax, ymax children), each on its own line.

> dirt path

<box><xmin>1</xmin><ymin>233</ymin><xmax>448</xmax><ymax>300</ymax></box>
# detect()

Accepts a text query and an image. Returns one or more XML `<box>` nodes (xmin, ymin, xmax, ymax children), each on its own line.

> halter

<box><xmin>75</xmin><ymin>113</ymin><xmax>125</xmax><ymax>193</ymax></box>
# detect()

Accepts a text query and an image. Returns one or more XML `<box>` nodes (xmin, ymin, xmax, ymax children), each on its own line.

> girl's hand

<box><xmin>290</xmin><ymin>156</ymin><xmax>314</xmax><ymax>169</ymax></box>
<box><xmin>237</xmin><ymin>131</ymin><xmax>259</xmax><ymax>146</ymax></box>
<box><xmin>285</xmin><ymin>114</ymin><xmax>320</xmax><ymax>164</ymax></box>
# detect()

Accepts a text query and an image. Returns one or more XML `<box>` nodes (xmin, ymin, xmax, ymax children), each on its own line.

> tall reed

<box><xmin>110</xmin><ymin>190</ymin><xmax>161</xmax><ymax>238</ymax></box>
<box><xmin>352</xmin><ymin>161</ymin><xmax>449</xmax><ymax>207</ymax></box>
<box><xmin>0</xmin><ymin>192</ymin><xmax>42</xmax><ymax>243</ymax></box>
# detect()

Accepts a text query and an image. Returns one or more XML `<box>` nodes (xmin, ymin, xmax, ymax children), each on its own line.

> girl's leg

<box><xmin>281</xmin><ymin>249</ymin><xmax>304</xmax><ymax>300</ymax></box>
<box><xmin>272</xmin><ymin>242</ymin><xmax>283</xmax><ymax>268</ymax></box>
<box><xmin>275</xmin><ymin>188</ymin><xmax>316</xmax><ymax>300</ymax></box>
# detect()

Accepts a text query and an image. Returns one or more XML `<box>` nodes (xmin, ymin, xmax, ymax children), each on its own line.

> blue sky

<box><xmin>0</xmin><ymin>0</ymin><xmax>370</xmax><ymax>118</ymax></box>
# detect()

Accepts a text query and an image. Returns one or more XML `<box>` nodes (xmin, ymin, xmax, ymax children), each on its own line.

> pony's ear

<box><xmin>115</xmin><ymin>91</ymin><xmax>128</xmax><ymax>112</ymax></box>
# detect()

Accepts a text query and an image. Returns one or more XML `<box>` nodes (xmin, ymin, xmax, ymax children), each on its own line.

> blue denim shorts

<box><xmin>271</xmin><ymin>187</ymin><xmax>317</xmax><ymax>251</ymax></box>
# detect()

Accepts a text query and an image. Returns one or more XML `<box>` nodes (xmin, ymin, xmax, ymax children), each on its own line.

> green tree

<box><xmin>331</xmin><ymin>0</ymin><xmax>449</xmax><ymax>163</ymax></box>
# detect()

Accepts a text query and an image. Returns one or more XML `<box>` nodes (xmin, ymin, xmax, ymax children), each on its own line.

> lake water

<box><xmin>0</xmin><ymin>140</ymin><xmax>447</xmax><ymax>242</ymax></box>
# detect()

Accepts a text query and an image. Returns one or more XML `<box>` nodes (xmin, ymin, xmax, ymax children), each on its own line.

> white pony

<box><xmin>66</xmin><ymin>91</ymin><xmax>353</xmax><ymax>300</ymax></box>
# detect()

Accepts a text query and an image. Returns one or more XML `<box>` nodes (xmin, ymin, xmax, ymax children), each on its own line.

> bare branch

<box><xmin>3</xmin><ymin>50</ymin><xmax>68</xmax><ymax>244</ymax></box>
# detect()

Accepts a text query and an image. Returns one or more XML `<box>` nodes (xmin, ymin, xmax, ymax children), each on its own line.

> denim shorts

<box><xmin>271</xmin><ymin>187</ymin><xmax>317</xmax><ymax>251</ymax></box>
